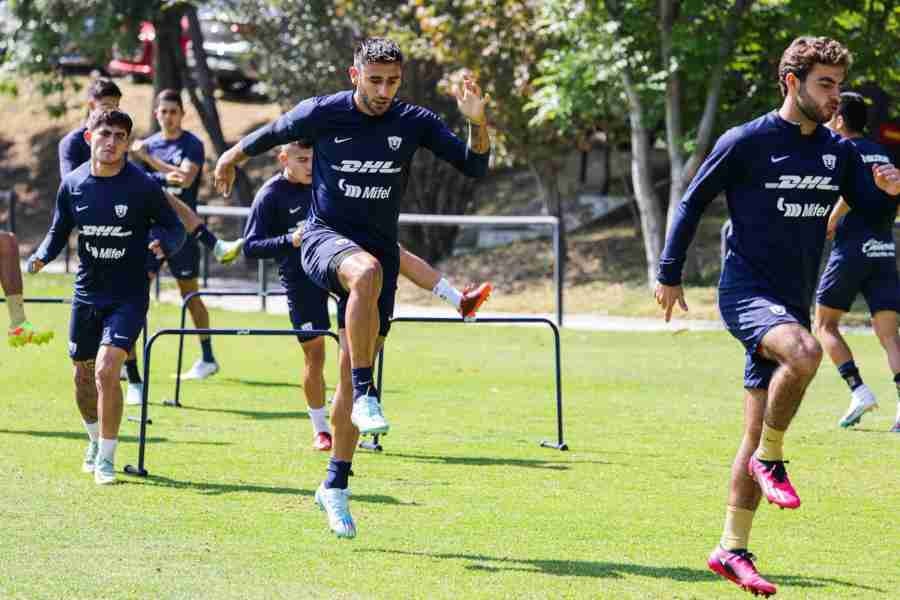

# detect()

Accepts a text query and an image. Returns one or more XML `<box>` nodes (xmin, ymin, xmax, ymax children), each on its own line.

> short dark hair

<box><xmin>156</xmin><ymin>88</ymin><xmax>184</xmax><ymax>111</ymax></box>
<box><xmin>778</xmin><ymin>36</ymin><xmax>852</xmax><ymax>97</ymax></box>
<box><xmin>354</xmin><ymin>38</ymin><xmax>403</xmax><ymax>67</ymax></box>
<box><xmin>86</xmin><ymin>109</ymin><xmax>133</xmax><ymax>136</ymax></box>
<box><xmin>87</xmin><ymin>78</ymin><xmax>122</xmax><ymax>101</ymax></box>
<box><xmin>836</xmin><ymin>91</ymin><xmax>867</xmax><ymax>133</ymax></box>
<box><xmin>280</xmin><ymin>139</ymin><xmax>314</xmax><ymax>153</ymax></box>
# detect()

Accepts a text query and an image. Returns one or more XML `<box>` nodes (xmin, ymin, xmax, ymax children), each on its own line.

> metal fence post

<box><xmin>553</xmin><ymin>218</ymin><xmax>563</xmax><ymax>327</ymax></box>
<box><xmin>258</xmin><ymin>259</ymin><xmax>268</xmax><ymax>312</ymax></box>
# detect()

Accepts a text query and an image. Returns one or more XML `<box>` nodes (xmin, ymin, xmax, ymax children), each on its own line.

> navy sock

<box><xmin>193</xmin><ymin>225</ymin><xmax>218</xmax><ymax>251</ymax></box>
<box><xmin>201</xmin><ymin>339</ymin><xmax>215</xmax><ymax>363</ymax></box>
<box><xmin>351</xmin><ymin>366</ymin><xmax>374</xmax><ymax>398</ymax></box>
<box><xmin>838</xmin><ymin>360</ymin><xmax>862</xmax><ymax>391</ymax></box>
<box><xmin>125</xmin><ymin>359</ymin><xmax>141</xmax><ymax>384</ymax></box>
<box><xmin>325</xmin><ymin>457</ymin><xmax>352</xmax><ymax>489</ymax></box>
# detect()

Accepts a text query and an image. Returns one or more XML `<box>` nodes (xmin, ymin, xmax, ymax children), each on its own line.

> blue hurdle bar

<box><xmin>364</xmin><ymin>316</ymin><xmax>568</xmax><ymax>452</ymax></box>
<box><xmin>124</xmin><ymin>327</ymin><xmax>340</xmax><ymax>477</ymax></box>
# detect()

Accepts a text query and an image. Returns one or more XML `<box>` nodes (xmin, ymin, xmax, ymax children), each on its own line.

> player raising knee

<box><xmin>814</xmin><ymin>92</ymin><xmax>900</xmax><ymax>433</ymax></box>
<box><xmin>216</xmin><ymin>38</ymin><xmax>491</xmax><ymax>539</ymax></box>
<box><xmin>2</xmin><ymin>232</ymin><xmax>53</xmax><ymax>346</ymax></box>
<box><xmin>656</xmin><ymin>37</ymin><xmax>900</xmax><ymax>596</ymax></box>
<box><xmin>30</xmin><ymin>109</ymin><xmax>185</xmax><ymax>485</ymax></box>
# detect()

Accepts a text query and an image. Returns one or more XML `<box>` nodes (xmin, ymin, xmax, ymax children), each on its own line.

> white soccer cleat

<box><xmin>315</xmin><ymin>482</ymin><xmax>356</xmax><ymax>539</ymax></box>
<box><xmin>213</xmin><ymin>238</ymin><xmax>245</xmax><ymax>264</ymax></box>
<box><xmin>350</xmin><ymin>391</ymin><xmax>389</xmax><ymax>435</ymax></box>
<box><xmin>838</xmin><ymin>384</ymin><xmax>879</xmax><ymax>428</ymax></box>
<box><xmin>126</xmin><ymin>382</ymin><xmax>144</xmax><ymax>406</ymax></box>
<box><xmin>94</xmin><ymin>457</ymin><xmax>116</xmax><ymax>485</ymax></box>
<box><xmin>82</xmin><ymin>440</ymin><xmax>99</xmax><ymax>473</ymax></box>
<box><xmin>181</xmin><ymin>359</ymin><xmax>219</xmax><ymax>380</ymax></box>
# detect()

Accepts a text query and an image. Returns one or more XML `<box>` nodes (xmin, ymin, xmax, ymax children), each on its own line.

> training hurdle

<box><xmin>170</xmin><ymin>289</ymin><xmax>291</xmax><ymax>407</ymax></box>
<box><xmin>361</xmin><ymin>315</ymin><xmax>568</xmax><ymax>453</ymax></box>
<box><xmin>124</xmin><ymin>326</ymin><xmax>340</xmax><ymax>477</ymax></box>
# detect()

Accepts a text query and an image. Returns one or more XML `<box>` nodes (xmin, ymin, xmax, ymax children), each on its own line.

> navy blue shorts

<box><xmin>816</xmin><ymin>242</ymin><xmax>900</xmax><ymax>315</ymax></box>
<box><xmin>68</xmin><ymin>299</ymin><xmax>148</xmax><ymax>361</ymax></box>
<box><xmin>286</xmin><ymin>278</ymin><xmax>332</xmax><ymax>343</ymax></box>
<box><xmin>166</xmin><ymin>237</ymin><xmax>200</xmax><ymax>280</ymax></box>
<box><xmin>718</xmin><ymin>291</ymin><xmax>810</xmax><ymax>389</ymax></box>
<box><xmin>301</xmin><ymin>223</ymin><xmax>398</xmax><ymax>337</ymax></box>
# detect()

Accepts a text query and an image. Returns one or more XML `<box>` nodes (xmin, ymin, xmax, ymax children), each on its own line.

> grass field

<box><xmin>1</xmin><ymin>275</ymin><xmax>898</xmax><ymax>599</ymax></box>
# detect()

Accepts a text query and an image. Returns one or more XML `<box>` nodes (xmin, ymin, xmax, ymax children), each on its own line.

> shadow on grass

<box><xmin>356</xmin><ymin>549</ymin><xmax>884</xmax><ymax>591</ymax></box>
<box><xmin>383</xmin><ymin>452</ymin><xmax>609</xmax><ymax>471</ymax></box>
<box><xmin>125</xmin><ymin>473</ymin><xmax>414</xmax><ymax>506</ymax></box>
<box><xmin>168</xmin><ymin>404</ymin><xmax>310</xmax><ymax>421</ymax></box>
<box><xmin>217</xmin><ymin>377</ymin><xmax>302</xmax><ymax>389</ymax></box>
<box><xmin>0</xmin><ymin>429</ymin><xmax>227</xmax><ymax>446</ymax></box>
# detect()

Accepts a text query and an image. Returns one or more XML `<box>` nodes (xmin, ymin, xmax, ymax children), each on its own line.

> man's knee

<box><xmin>343</xmin><ymin>255</ymin><xmax>383</xmax><ymax>296</ymax></box>
<box><xmin>94</xmin><ymin>352</ymin><xmax>122</xmax><ymax>391</ymax></box>
<box><xmin>813</xmin><ymin>316</ymin><xmax>840</xmax><ymax>338</ymax></box>
<box><xmin>785</xmin><ymin>335</ymin><xmax>823</xmax><ymax>377</ymax></box>
<box><xmin>0</xmin><ymin>231</ymin><xmax>17</xmax><ymax>254</ymax></box>
<box><xmin>73</xmin><ymin>361</ymin><xmax>94</xmax><ymax>387</ymax></box>
<box><xmin>301</xmin><ymin>338</ymin><xmax>326</xmax><ymax>371</ymax></box>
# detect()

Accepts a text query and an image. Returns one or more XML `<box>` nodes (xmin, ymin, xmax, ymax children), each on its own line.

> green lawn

<box><xmin>1</xmin><ymin>275</ymin><xmax>898</xmax><ymax>599</ymax></box>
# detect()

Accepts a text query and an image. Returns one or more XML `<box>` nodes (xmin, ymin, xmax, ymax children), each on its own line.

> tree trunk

<box><xmin>180</xmin><ymin>5</ymin><xmax>253</xmax><ymax>206</ymax></box>
<box><xmin>151</xmin><ymin>5</ymin><xmax>185</xmax><ymax>133</ymax></box>
<box><xmin>621</xmin><ymin>70</ymin><xmax>665</xmax><ymax>288</ymax></box>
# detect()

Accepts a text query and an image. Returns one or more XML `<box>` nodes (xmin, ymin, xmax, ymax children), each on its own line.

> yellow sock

<box><xmin>756</xmin><ymin>423</ymin><xmax>785</xmax><ymax>461</ymax></box>
<box><xmin>720</xmin><ymin>506</ymin><xmax>755</xmax><ymax>551</ymax></box>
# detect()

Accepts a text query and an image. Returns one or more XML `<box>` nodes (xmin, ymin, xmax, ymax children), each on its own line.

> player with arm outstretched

<box><xmin>31</xmin><ymin>109</ymin><xmax>186</xmax><ymax>485</ymax></box>
<box><xmin>813</xmin><ymin>92</ymin><xmax>900</xmax><ymax>432</ymax></box>
<box><xmin>215</xmin><ymin>38</ymin><xmax>491</xmax><ymax>539</ymax></box>
<box><xmin>655</xmin><ymin>37</ymin><xmax>900</xmax><ymax>596</ymax></box>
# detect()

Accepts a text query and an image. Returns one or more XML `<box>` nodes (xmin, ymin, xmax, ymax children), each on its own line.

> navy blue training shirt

<box><xmin>239</xmin><ymin>90</ymin><xmax>490</xmax><ymax>255</ymax></box>
<box><xmin>659</xmin><ymin>111</ymin><xmax>896</xmax><ymax>310</ymax></box>
<box><xmin>35</xmin><ymin>161</ymin><xmax>186</xmax><ymax>302</ymax></box>
<box><xmin>59</xmin><ymin>126</ymin><xmax>91</xmax><ymax>177</ymax></box>
<box><xmin>141</xmin><ymin>130</ymin><xmax>205</xmax><ymax>209</ymax></box>
<box><xmin>833</xmin><ymin>137</ymin><xmax>897</xmax><ymax>246</ymax></box>
<box><xmin>243</xmin><ymin>173</ymin><xmax>312</xmax><ymax>290</ymax></box>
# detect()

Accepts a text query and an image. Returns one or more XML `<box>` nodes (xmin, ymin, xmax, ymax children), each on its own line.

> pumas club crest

<box><xmin>387</xmin><ymin>136</ymin><xmax>402</xmax><ymax>151</ymax></box>
<box><xmin>822</xmin><ymin>154</ymin><xmax>836</xmax><ymax>170</ymax></box>
<box><xmin>114</xmin><ymin>204</ymin><xmax>128</xmax><ymax>218</ymax></box>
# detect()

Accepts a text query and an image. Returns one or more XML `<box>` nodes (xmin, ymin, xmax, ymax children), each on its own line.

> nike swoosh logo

<box><xmin>113</xmin><ymin>334</ymin><xmax>129</xmax><ymax>340</ymax></box>
<box><xmin>76</xmin><ymin>205</ymin><xmax>88</xmax><ymax>212</ymax></box>
<box><xmin>770</xmin><ymin>155</ymin><xmax>790</xmax><ymax>163</ymax></box>
<box><xmin>289</xmin><ymin>207</ymin><xmax>302</xmax><ymax>214</ymax></box>
<box><xmin>334</xmin><ymin>137</ymin><xmax>352</xmax><ymax>144</ymax></box>
<box><xmin>70</xmin><ymin>189</ymin><xmax>83</xmax><ymax>195</ymax></box>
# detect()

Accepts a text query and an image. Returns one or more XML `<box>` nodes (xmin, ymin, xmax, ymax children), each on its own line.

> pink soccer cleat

<box><xmin>459</xmin><ymin>282</ymin><xmax>493</xmax><ymax>319</ymax></box>
<box><xmin>708</xmin><ymin>546</ymin><xmax>777</xmax><ymax>597</ymax></box>
<box><xmin>748</xmin><ymin>454</ymin><xmax>801</xmax><ymax>510</ymax></box>
<box><xmin>313</xmin><ymin>431</ymin><xmax>333</xmax><ymax>452</ymax></box>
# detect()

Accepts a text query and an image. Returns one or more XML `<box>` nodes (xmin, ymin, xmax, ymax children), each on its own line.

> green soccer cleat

<box><xmin>315</xmin><ymin>482</ymin><xmax>356</xmax><ymax>539</ymax></box>
<box><xmin>8</xmin><ymin>321</ymin><xmax>54</xmax><ymax>348</ymax></box>
<box><xmin>213</xmin><ymin>238</ymin><xmax>245</xmax><ymax>265</ymax></box>
<box><xmin>94</xmin><ymin>457</ymin><xmax>117</xmax><ymax>485</ymax></box>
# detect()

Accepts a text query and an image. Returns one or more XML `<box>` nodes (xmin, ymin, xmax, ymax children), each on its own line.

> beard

<box><xmin>795</xmin><ymin>84</ymin><xmax>833</xmax><ymax>124</ymax></box>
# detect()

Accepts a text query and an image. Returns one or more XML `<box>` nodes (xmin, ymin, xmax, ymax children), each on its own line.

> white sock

<box><xmin>7</xmin><ymin>294</ymin><xmax>26</xmax><ymax>328</ymax></box>
<box><xmin>99</xmin><ymin>437</ymin><xmax>118</xmax><ymax>462</ymax></box>
<box><xmin>84</xmin><ymin>420</ymin><xmax>99</xmax><ymax>442</ymax></box>
<box><xmin>308</xmin><ymin>406</ymin><xmax>331</xmax><ymax>435</ymax></box>
<box><xmin>432</xmin><ymin>278</ymin><xmax>462</xmax><ymax>309</ymax></box>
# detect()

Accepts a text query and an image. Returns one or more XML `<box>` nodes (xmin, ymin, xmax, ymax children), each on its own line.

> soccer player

<box><xmin>1</xmin><ymin>231</ymin><xmax>53</xmax><ymax>346</ymax></box>
<box><xmin>30</xmin><ymin>109</ymin><xmax>185</xmax><ymax>485</ymax></box>
<box><xmin>655</xmin><ymin>37</ymin><xmax>900</xmax><ymax>596</ymax></box>
<box><xmin>131</xmin><ymin>89</ymin><xmax>240</xmax><ymax>381</ymax></box>
<box><xmin>814</xmin><ymin>92</ymin><xmax>900</xmax><ymax>433</ymax></box>
<box><xmin>215</xmin><ymin>38</ymin><xmax>491</xmax><ymax>538</ymax></box>
<box><xmin>243</xmin><ymin>141</ymin><xmax>494</xmax><ymax>452</ymax></box>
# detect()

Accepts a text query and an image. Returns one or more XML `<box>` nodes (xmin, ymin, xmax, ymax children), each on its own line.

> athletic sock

<box><xmin>98</xmin><ymin>437</ymin><xmax>118</xmax><ymax>462</ymax></box>
<box><xmin>124</xmin><ymin>359</ymin><xmax>142</xmax><ymax>384</ymax></box>
<box><xmin>7</xmin><ymin>294</ymin><xmax>26</xmax><ymax>328</ymax></box>
<box><xmin>83</xmin><ymin>420</ymin><xmax>99</xmax><ymax>442</ymax></box>
<box><xmin>324</xmin><ymin>457</ymin><xmax>352</xmax><ymax>489</ymax></box>
<box><xmin>432</xmin><ymin>277</ymin><xmax>462</xmax><ymax>310</ymax></box>
<box><xmin>351</xmin><ymin>367</ymin><xmax>373</xmax><ymax>398</ymax></box>
<box><xmin>838</xmin><ymin>360</ymin><xmax>863</xmax><ymax>391</ymax></box>
<box><xmin>308</xmin><ymin>406</ymin><xmax>330</xmax><ymax>435</ymax></box>
<box><xmin>201</xmin><ymin>339</ymin><xmax>215</xmax><ymax>363</ymax></box>
<box><xmin>192</xmin><ymin>225</ymin><xmax>219</xmax><ymax>251</ymax></box>
<box><xmin>755</xmin><ymin>423</ymin><xmax>785</xmax><ymax>461</ymax></box>
<box><xmin>720</xmin><ymin>505</ymin><xmax>755</xmax><ymax>551</ymax></box>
